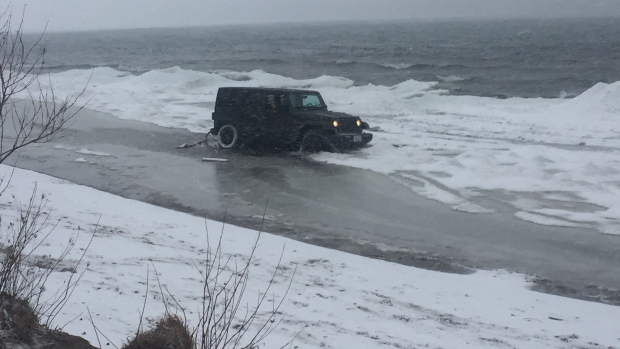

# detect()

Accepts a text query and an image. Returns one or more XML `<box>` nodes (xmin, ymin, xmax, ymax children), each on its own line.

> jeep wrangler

<box><xmin>211</xmin><ymin>87</ymin><xmax>372</xmax><ymax>151</ymax></box>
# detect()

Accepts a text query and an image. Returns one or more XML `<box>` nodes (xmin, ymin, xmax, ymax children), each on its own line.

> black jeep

<box><xmin>211</xmin><ymin>87</ymin><xmax>372</xmax><ymax>151</ymax></box>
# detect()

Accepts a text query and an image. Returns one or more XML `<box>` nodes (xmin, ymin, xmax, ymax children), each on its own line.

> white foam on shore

<box><xmin>25</xmin><ymin>67</ymin><xmax>620</xmax><ymax>235</ymax></box>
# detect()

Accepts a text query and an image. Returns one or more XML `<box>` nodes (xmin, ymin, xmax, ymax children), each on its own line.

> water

<box><xmin>17</xmin><ymin>17</ymin><xmax>620</xmax><ymax>238</ymax></box>
<box><xmin>30</xmin><ymin>17</ymin><xmax>620</xmax><ymax>98</ymax></box>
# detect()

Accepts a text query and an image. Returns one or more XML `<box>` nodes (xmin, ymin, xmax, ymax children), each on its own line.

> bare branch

<box><xmin>86</xmin><ymin>307</ymin><xmax>103</xmax><ymax>349</ymax></box>
<box><xmin>0</xmin><ymin>185</ymin><xmax>95</xmax><ymax>330</ymax></box>
<box><xmin>0</xmin><ymin>7</ymin><xmax>88</xmax><ymax>166</ymax></box>
<box><xmin>87</xmin><ymin>306</ymin><xmax>119</xmax><ymax>349</ymax></box>
<box><xmin>136</xmin><ymin>264</ymin><xmax>150</xmax><ymax>337</ymax></box>
<box><xmin>187</xmin><ymin>206</ymin><xmax>296</xmax><ymax>349</ymax></box>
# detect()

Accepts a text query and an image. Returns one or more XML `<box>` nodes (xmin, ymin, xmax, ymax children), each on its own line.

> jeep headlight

<box><xmin>356</xmin><ymin>119</ymin><xmax>362</xmax><ymax>127</ymax></box>
<box><xmin>332</xmin><ymin>120</ymin><xmax>339</xmax><ymax>127</ymax></box>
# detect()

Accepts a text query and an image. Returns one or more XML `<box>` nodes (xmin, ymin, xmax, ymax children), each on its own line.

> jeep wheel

<box><xmin>300</xmin><ymin>129</ymin><xmax>340</xmax><ymax>153</ymax></box>
<box><xmin>217</xmin><ymin>125</ymin><xmax>239</xmax><ymax>149</ymax></box>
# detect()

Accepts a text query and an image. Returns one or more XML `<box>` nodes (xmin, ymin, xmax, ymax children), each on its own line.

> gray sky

<box><xmin>7</xmin><ymin>0</ymin><xmax>620</xmax><ymax>33</ymax></box>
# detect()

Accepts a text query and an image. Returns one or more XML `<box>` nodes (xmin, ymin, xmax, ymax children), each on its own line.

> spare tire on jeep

<box><xmin>217</xmin><ymin>124</ymin><xmax>239</xmax><ymax>149</ymax></box>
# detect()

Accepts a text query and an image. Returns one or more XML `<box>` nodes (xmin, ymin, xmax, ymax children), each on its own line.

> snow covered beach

<box><xmin>4</xmin><ymin>17</ymin><xmax>618</xmax><ymax>348</ymax></box>
<box><xmin>34</xmin><ymin>67</ymin><xmax>620</xmax><ymax>235</ymax></box>
<box><xmin>2</xmin><ymin>165</ymin><xmax>620</xmax><ymax>348</ymax></box>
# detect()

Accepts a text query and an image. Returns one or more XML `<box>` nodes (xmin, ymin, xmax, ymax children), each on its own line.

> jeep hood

<box><xmin>297</xmin><ymin>110</ymin><xmax>359</xmax><ymax>120</ymax></box>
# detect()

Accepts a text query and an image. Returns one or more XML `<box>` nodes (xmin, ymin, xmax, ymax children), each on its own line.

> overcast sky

<box><xmin>7</xmin><ymin>0</ymin><xmax>620</xmax><ymax>33</ymax></box>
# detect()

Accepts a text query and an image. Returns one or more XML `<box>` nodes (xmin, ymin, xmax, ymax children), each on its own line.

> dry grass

<box><xmin>123</xmin><ymin>315</ymin><xmax>194</xmax><ymax>349</ymax></box>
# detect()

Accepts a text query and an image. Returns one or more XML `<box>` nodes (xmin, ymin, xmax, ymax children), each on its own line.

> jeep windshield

<box><xmin>290</xmin><ymin>93</ymin><xmax>325</xmax><ymax>109</ymax></box>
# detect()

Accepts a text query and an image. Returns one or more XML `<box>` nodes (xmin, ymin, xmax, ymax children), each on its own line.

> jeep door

<box><xmin>263</xmin><ymin>93</ymin><xmax>296</xmax><ymax>143</ymax></box>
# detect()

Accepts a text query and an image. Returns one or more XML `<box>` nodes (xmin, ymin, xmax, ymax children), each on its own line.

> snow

<box><xmin>55</xmin><ymin>145</ymin><xmax>113</xmax><ymax>158</ymax></box>
<box><xmin>514</xmin><ymin>211</ymin><xmax>586</xmax><ymax>228</ymax></box>
<box><xmin>24</xmin><ymin>67</ymin><xmax>620</xmax><ymax>235</ymax></box>
<box><xmin>76</xmin><ymin>148</ymin><xmax>112</xmax><ymax>157</ymax></box>
<box><xmin>2</xmin><ymin>164</ymin><xmax>619</xmax><ymax>349</ymax></box>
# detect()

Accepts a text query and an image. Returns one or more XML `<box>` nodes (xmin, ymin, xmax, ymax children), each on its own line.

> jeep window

<box><xmin>266</xmin><ymin>94</ymin><xmax>289</xmax><ymax>110</ymax></box>
<box><xmin>247</xmin><ymin>93</ymin><xmax>262</xmax><ymax>107</ymax></box>
<box><xmin>279</xmin><ymin>95</ymin><xmax>290</xmax><ymax>108</ymax></box>
<box><xmin>291</xmin><ymin>93</ymin><xmax>324</xmax><ymax>109</ymax></box>
<box><xmin>266</xmin><ymin>94</ymin><xmax>276</xmax><ymax>109</ymax></box>
<box><xmin>216</xmin><ymin>89</ymin><xmax>250</xmax><ymax>108</ymax></box>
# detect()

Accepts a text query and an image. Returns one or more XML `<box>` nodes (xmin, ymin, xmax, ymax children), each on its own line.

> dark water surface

<box><xmin>30</xmin><ymin>17</ymin><xmax>620</xmax><ymax>98</ymax></box>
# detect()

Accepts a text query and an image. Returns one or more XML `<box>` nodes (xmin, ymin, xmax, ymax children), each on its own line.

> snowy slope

<box><xmin>1</xmin><ymin>165</ymin><xmax>619</xmax><ymax>349</ymax></box>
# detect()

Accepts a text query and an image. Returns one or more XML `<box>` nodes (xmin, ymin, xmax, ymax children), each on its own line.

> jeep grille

<box><xmin>338</xmin><ymin>120</ymin><xmax>361</xmax><ymax>133</ymax></box>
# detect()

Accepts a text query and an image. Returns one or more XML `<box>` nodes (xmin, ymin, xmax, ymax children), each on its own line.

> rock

<box><xmin>0</xmin><ymin>293</ymin><xmax>97</xmax><ymax>349</ymax></box>
<box><xmin>36</xmin><ymin>329</ymin><xmax>99</xmax><ymax>349</ymax></box>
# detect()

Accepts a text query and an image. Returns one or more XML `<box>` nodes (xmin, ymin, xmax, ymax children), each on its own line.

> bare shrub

<box><xmin>0</xmin><ymin>6</ymin><xmax>86</xmax><ymax>166</ymax></box>
<box><xmin>190</xmin><ymin>213</ymin><xmax>297</xmax><ymax>349</ymax></box>
<box><xmin>0</xmin><ymin>7</ymin><xmax>95</xmax><ymax>347</ymax></box>
<box><xmin>142</xmin><ymin>214</ymin><xmax>297</xmax><ymax>349</ymax></box>
<box><xmin>122</xmin><ymin>314</ymin><xmax>194</xmax><ymax>349</ymax></box>
<box><xmin>0</xmin><ymin>185</ymin><xmax>94</xmax><ymax>329</ymax></box>
<box><xmin>0</xmin><ymin>5</ymin><xmax>90</xmax><ymax>334</ymax></box>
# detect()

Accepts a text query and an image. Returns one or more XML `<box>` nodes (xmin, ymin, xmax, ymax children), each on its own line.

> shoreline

<box><xmin>5</xmin><ymin>102</ymin><xmax>620</xmax><ymax>307</ymax></box>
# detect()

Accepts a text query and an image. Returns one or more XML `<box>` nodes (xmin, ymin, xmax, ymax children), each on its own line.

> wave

<box><xmin>336</xmin><ymin>59</ymin><xmax>354</xmax><ymax>65</ymax></box>
<box><xmin>41</xmin><ymin>65</ymin><xmax>619</xmax><ymax>100</ymax></box>
<box><xmin>116</xmin><ymin>64</ymin><xmax>150</xmax><ymax>73</ymax></box>
<box><xmin>25</xmin><ymin>66</ymin><xmax>438</xmax><ymax>129</ymax></box>
<box><xmin>336</xmin><ymin>59</ymin><xmax>414</xmax><ymax>70</ymax></box>
<box><xmin>43</xmin><ymin>64</ymin><xmax>102</xmax><ymax>72</ymax></box>
<box><xmin>238</xmin><ymin>58</ymin><xmax>286</xmax><ymax>65</ymax></box>
<box><xmin>33</xmin><ymin>65</ymin><xmax>620</xmax><ymax>108</ymax></box>
<box><xmin>334</xmin><ymin>60</ymin><xmax>421</xmax><ymax>70</ymax></box>
<box><xmin>378</xmin><ymin>63</ymin><xmax>414</xmax><ymax>70</ymax></box>
<box><xmin>21</xmin><ymin>65</ymin><xmax>620</xmax><ymax>146</ymax></box>
<box><xmin>217</xmin><ymin>71</ymin><xmax>253</xmax><ymax>82</ymax></box>
<box><xmin>375</xmin><ymin>62</ymin><xmax>470</xmax><ymax>71</ymax></box>
<box><xmin>435</xmin><ymin>76</ymin><xmax>489</xmax><ymax>90</ymax></box>
<box><xmin>43</xmin><ymin>63</ymin><xmax>150</xmax><ymax>74</ymax></box>
<box><xmin>437</xmin><ymin>75</ymin><xmax>466</xmax><ymax>83</ymax></box>
<box><xmin>329</xmin><ymin>60</ymin><xmax>469</xmax><ymax>78</ymax></box>
<box><xmin>334</xmin><ymin>60</ymin><xmax>431</xmax><ymax>70</ymax></box>
<box><xmin>559</xmin><ymin>90</ymin><xmax>579</xmax><ymax>99</ymax></box>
